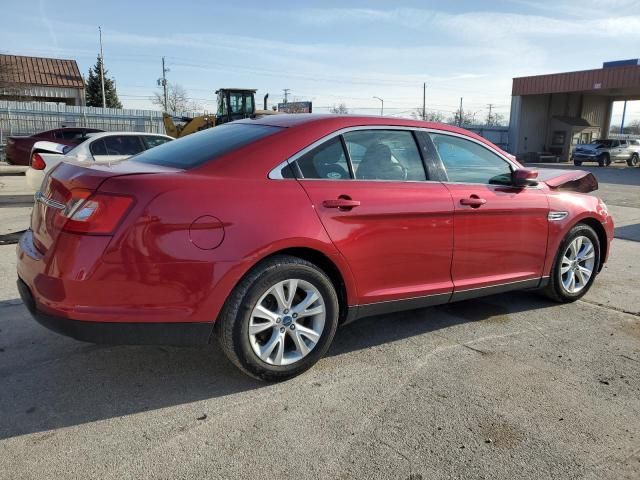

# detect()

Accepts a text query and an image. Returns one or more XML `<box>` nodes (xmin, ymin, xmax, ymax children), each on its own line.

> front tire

<box><xmin>543</xmin><ymin>224</ymin><xmax>600</xmax><ymax>303</ymax></box>
<box><xmin>627</xmin><ymin>153</ymin><xmax>639</xmax><ymax>167</ymax></box>
<box><xmin>216</xmin><ymin>255</ymin><xmax>339</xmax><ymax>381</ymax></box>
<box><xmin>573</xmin><ymin>159</ymin><xmax>582</xmax><ymax>166</ymax></box>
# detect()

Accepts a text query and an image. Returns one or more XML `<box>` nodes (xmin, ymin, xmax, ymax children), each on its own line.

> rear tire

<box><xmin>543</xmin><ymin>224</ymin><xmax>600</xmax><ymax>303</ymax></box>
<box><xmin>628</xmin><ymin>153</ymin><xmax>639</xmax><ymax>167</ymax></box>
<box><xmin>216</xmin><ymin>255</ymin><xmax>339</xmax><ymax>381</ymax></box>
<box><xmin>573</xmin><ymin>160</ymin><xmax>582</xmax><ymax>166</ymax></box>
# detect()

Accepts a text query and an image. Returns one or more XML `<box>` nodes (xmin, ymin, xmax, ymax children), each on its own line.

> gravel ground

<box><xmin>0</xmin><ymin>165</ymin><xmax>638</xmax><ymax>479</ymax></box>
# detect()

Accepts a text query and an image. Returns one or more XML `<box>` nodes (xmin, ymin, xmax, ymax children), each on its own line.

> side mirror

<box><xmin>512</xmin><ymin>168</ymin><xmax>538</xmax><ymax>187</ymax></box>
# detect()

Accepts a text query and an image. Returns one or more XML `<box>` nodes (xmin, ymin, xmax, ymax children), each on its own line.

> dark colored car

<box><xmin>4</xmin><ymin>127</ymin><xmax>103</xmax><ymax>165</ymax></box>
<box><xmin>17</xmin><ymin>115</ymin><xmax>613</xmax><ymax>381</ymax></box>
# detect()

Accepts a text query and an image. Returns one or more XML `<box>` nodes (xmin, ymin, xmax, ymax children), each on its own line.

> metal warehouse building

<box><xmin>509</xmin><ymin>60</ymin><xmax>640</xmax><ymax>162</ymax></box>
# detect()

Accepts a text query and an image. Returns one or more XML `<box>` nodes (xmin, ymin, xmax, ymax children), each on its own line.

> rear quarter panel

<box><xmin>98</xmin><ymin>173</ymin><xmax>357</xmax><ymax>322</ymax></box>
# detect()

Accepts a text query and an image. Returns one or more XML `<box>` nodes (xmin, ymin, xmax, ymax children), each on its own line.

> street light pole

<box><xmin>373</xmin><ymin>96</ymin><xmax>384</xmax><ymax>116</ymax></box>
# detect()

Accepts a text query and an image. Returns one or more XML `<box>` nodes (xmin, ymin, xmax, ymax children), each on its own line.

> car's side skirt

<box><xmin>345</xmin><ymin>277</ymin><xmax>548</xmax><ymax>323</ymax></box>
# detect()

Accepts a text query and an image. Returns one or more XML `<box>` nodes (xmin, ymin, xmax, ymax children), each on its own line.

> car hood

<box><xmin>575</xmin><ymin>144</ymin><xmax>600</xmax><ymax>151</ymax></box>
<box><xmin>537</xmin><ymin>169</ymin><xmax>598</xmax><ymax>193</ymax></box>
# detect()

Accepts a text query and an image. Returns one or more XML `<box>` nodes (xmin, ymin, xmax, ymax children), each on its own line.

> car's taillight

<box><xmin>60</xmin><ymin>189</ymin><xmax>134</xmax><ymax>234</ymax></box>
<box><xmin>31</xmin><ymin>153</ymin><xmax>46</xmax><ymax>170</ymax></box>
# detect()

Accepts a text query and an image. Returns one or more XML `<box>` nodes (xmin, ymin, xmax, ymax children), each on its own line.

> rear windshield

<box><xmin>131</xmin><ymin>123</ymin><xmax>282</xmax><ymax>169</ymax></box>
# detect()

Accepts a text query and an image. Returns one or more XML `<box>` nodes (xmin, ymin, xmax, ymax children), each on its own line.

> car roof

<box><xmin>236</xmin><ymin>114</ymin><xmax>500</xmax><ymax>150</ymax></box>
<box><xmin>238</xmin><ymin>113</ymin><xmax>474</xmax><ymax>133</ymax></box>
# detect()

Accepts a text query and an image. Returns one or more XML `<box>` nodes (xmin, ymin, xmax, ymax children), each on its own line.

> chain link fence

<box><xmin>0</xmin><ymin>101</ymin><xmax>169</xmax><ymax>161</ymax></box>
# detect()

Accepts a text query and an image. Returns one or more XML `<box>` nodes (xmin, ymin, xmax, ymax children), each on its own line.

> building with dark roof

<box><xmin>0</xmin><ymin>54</ymin><xmax>85</xmax><ymax>106</ymax></box>
<box><xmin>509</xmin><ymin>59</ymin><xmax>640</xmax><ymax>162</ymax></box>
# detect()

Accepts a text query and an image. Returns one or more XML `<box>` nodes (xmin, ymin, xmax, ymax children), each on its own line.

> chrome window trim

<box><xmin>268</xmin><ymin>125</ymin><xmax>519</xmax><ymax>183</ymax></box>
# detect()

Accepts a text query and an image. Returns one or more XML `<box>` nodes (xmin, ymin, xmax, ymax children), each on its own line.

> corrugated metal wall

<box><xmin>513</xmin><ymin>65</ymin><xmax>640</xmax><ymax>96</ymax></box>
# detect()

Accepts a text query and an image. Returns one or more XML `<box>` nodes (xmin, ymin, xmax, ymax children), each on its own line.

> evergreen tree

<box><xmin>85</xmin><ymin>56</ymin><xmax>122</xmax><ymax>108</ymax></box>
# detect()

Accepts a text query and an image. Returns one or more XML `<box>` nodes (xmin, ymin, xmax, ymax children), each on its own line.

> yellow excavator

<box><xmin>163</xmin><ymin>88</ymin><xmax>276</xmax><ymax>138</ymax></box>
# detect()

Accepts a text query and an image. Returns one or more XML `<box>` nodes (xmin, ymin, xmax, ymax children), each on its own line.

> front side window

<box><xmin>344</xmin><ymin>130</ymin><xmax>426</xmax><ymax>181</ymax></box>
<box><xmin>430</xmin><ymin>133</ymin><xmax>512</xmax><ymax>185</ymax></box>
<box><xmin>229</xmin><ymin>93</ymin><xmax>243</xmax><ymax>113</ymax></box>
<box><xmin>294</xmin><ymin>137</ymin><xmax>351</xmax><ymax>180</ymax></box>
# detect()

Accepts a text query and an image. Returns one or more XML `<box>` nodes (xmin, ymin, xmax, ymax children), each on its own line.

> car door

<box><xmin>90</xmin><ymin>135</ymin><xmax>145</xmax><ymax>162</ymax></box>
<box><xmin>426</xmin><ymin>131</ymin><xmax>549</xmax><ymax>298</ymax></box>
<box><xmin>285</xmin><ymin>128</ymin><xmax>454</xmax><ymax>312</ymax></box>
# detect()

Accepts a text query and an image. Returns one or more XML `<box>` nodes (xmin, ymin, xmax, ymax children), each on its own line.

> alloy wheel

<box><xmin>248</xmin><ymin>279</ymin><xmax>326</xmax><ymax>366</ymax></box>
<box><xmin>560</xmin><ymin>236</ymin><xmax>596</xmax><ymax>294</ymax></box>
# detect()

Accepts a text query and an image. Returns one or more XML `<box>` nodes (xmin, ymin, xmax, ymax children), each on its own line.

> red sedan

<box><xmin>16</xmin><ymin>115</ymin><xmax>613</xmax><ymax>380</ymax></box>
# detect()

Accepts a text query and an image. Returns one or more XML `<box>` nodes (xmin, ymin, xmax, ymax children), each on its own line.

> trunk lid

<box><xmin>537</xmin><ymin>169</ymin><xmax>598</xmax><ymax>193</ymax></box>
<box><xmin>31</xmin><ymin>160</ymin><xmax>179</xmax><ymax>254</ymax></box>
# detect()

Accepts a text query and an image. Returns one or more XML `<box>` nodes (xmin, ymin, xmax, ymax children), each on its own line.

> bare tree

<box><xmin>485</xmin><ymin>111</ymin><xmax>506</xmax><ymax>127</ymax></box>
<box><xmin>411</xmin><ymin>108</ymin><xmax>445</xmax><ymax>122</ymax></box>
<box><xmin>153</xmin><ymin>83</ymin><xmax>201</xmax><ymax>114</ymax></box>
<box><xmin>610</xmin><ymin>120</ymin><xmax>640</xmax><ymax>136</ymax></box>
<box><xmin>448</xmin><ymin>110</ymin><xmax>476</xmax><ymax>127</ymax></box>
<box><xmin>329</xmin><ymin>103</ymin><xmax>349</xmax><ymax>114</ymax></box>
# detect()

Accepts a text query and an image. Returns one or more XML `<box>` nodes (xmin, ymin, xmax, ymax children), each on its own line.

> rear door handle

<box><xmin>460</xmin><ymin>196</ymin><xmax>486</xmax><ymax>208</ymax></box>
<box><xmin>322</xmin><ymin>198</ymin><xmax>361</xmax><ymax>210</ymax></box>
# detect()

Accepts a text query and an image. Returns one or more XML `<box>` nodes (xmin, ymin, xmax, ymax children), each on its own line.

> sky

<box><xmin>1</xmin><ymin>0</ymin><xmax>639</xmax><ymax>124</ymax></box>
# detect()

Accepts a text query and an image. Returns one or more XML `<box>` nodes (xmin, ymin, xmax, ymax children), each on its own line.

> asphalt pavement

<box><xmin>0</xmin><ymin>165</ymin><xmax>638</xmax><ymax>479</ymax></box>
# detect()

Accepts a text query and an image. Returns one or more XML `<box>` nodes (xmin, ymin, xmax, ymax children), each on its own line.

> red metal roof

<box><xmin>0</xmin><ymin>54</ymin><xmax>84</xmax><ymax>89</ymax></box>
<box><xmin>512</xmin><ymin>65</ymin><xmax>640</xmax><ymax>96</ymax></box>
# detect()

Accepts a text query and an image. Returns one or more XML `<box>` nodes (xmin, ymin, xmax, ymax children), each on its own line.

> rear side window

<box><xmin>344</xmin><ymin>130</ymin><xmax>426</xmax><ymax>181</ymax></box>
<box><xmin>295</xmin><ymin>137</ymin><xmax>351</xmax><ymax>180</ymax></box>
<box><xmin>133</xmin><ymin>124</ymin><xmax>281</xmax><ymax>169</ymax></box>
<box><xmin>91</xmin><ymin>136</ymin><xmax>145</xmax><ymax>156</ymax></box>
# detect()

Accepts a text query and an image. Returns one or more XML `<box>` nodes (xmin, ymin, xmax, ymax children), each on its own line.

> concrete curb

<box><xmin>0</xmin><ymin>165</ymin><xmax>28</xmax><ymax>175</ymax></box>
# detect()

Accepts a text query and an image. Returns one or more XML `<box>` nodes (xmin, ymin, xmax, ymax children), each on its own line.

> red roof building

<box><xmin>0</xmin><ymin>54</ymin><xmax>85</xmax><ymax>105</ymax></box>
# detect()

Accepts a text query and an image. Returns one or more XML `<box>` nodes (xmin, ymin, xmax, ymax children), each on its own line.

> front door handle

<box><xmin>322</xmin><ymin>197</ymin><xmax>361</xmax><ymax>210</ymax></box>
<box><xmin>460</xmin><ymin>195</ymin><xmax>486</xmax><ymax>208</ymax></box>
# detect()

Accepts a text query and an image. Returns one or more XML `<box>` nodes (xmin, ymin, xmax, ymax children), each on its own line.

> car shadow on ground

<box><xmin>615</xmin><ymin>223</ymin><xmax>640</xmax><ymax>242</ymax></box>
<box><xmin>0</xmin><ymin>291</ymin><xmax>557</xmax><ymax>440</ymax></box>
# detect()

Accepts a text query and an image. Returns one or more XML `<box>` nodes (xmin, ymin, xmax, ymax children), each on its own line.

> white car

<box><xmin>26</xmin><ymin>131</ymin><xmax>173</xmax><ymax>191</ymax></box>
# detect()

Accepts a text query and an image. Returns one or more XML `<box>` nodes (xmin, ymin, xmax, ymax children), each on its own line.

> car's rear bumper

<box><xmin>17</xmin><ymin>278</ymin><xmax>214</xmax><ymax>345</ymax></box>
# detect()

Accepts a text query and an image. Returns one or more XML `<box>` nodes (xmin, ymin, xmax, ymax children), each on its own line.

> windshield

<box><xmin>590</xmin><ymin>139</ymin><xmax>614</xmax><ymax>146</ymax></box>
<box><xmin>132</xmin><ymin>123</ymin><xmax>282</xmax><ymax>169</ymax></box>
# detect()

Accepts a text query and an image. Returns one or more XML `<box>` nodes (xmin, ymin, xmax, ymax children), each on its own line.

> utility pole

<box><xmin>283</xmin><ymin>89</ymin><xmax>290</xmax><ymax>104</ymax></box>
<box><xmin>161</xmin><ymin>57</ymin><xmax>169</xmax><ymax>111</ymax></box>
<box><xmin>458</xmin><ymin>97</ymin><xmax>463</xmax><ymax>126</ymax></box>
<box><xmin>486</xmin><ymin>103</ymin><xmax>494</xmax><ymax>126</ymax></box>
<box><xmin>422</xmin><ymin>82</ymin><xmax>426</xmax><ymax>121</ymax></box>
<box><xmin>620</xmin><ymin>100</ymin><xmax>628</xmax><ymax>134</ymax></box>
<box><xmin>98</xmin><ymin>26</ymin><xmax>106</xmax><ymax>108</ymax></box>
